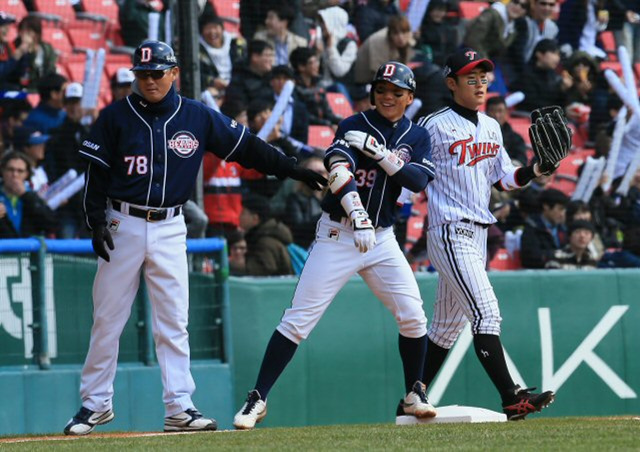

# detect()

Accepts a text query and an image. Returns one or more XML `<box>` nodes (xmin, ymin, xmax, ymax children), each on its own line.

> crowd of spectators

<box><xmin>1</xmin><ymin>0</ymin><xmax>640</xmax><ymax>275</ymax></box>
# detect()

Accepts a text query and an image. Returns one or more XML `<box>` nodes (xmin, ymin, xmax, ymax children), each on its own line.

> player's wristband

<box><xmin>514</xmin><ymin>165</ymin><xmax>538</xmax><ymax>186</ymax></box>
<box><xmin>377</xmin><ymin>152</ymin><xmax>405</xmax><ymax>176</ymax></box>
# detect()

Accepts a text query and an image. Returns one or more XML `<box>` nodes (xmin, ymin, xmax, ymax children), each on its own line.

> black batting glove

<box><xmin>91</xmin><ymin>224</ymin><xmax>115</xmax><ymax>262</ymax></box>
<box><xmin>289</xmin><ymin>165</ymin><xmax>328</xmax><ymax>191</ymax></box>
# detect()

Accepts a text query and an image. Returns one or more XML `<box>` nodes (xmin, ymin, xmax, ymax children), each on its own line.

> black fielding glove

<box><xmin>528</xmin><ymin>106</ymin><xmax>572</xmax><ymax>175</ymax></box>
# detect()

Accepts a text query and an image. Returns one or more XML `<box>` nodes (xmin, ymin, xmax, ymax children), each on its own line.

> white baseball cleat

<box><xmin>400</xmin><ymin>381</ymin><xmax>437</xmax><ymax>418</ymax></box>
<box><xmin>164</xmin><ymin>408</ymin><xmax>217</xmax><ymax>432</ymax></box>
<box><xmin>63</xmin><ymin>406</ymin><xmax>115</xmax><ymax>435</ymax></box>
<box><xmin>233</xmin><ymin>389</ymin><xmax>267</xmax><ymax>430</ymax></box>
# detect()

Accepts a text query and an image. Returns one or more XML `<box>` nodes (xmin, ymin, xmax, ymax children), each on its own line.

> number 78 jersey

<box><xmin>417</xmin><ymin>106</ymin><xmax>517</xmax><ymax>228</ymax></box>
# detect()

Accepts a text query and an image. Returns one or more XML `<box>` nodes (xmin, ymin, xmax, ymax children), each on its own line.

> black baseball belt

<box><xmin>460</xmin><ymin>218</ymin><xmax>491</xmax><ymax>229</ymax></box>
<box><xmin>112</xmin><ymin>200</ymin><xmax>182</xmax><ymax>222</ymax></box>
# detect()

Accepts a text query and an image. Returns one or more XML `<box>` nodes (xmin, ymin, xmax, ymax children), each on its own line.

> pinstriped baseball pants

<box><xmin>426</xmin><ymin>222</ymin><xmax>502</xmax><ymax>349</ymax></box>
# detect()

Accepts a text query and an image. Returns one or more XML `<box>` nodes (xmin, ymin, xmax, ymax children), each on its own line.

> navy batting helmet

<box><xmin>370</xmin><ymin>61</ymin><xmax>416</xmax><ymax>103</ymax></box>
<box><xmin>132</xmin><ymin>40</ymin><xmax>178</xmax><ymax>71</ymax></box>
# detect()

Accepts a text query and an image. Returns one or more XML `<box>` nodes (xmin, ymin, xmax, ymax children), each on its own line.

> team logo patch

<box><xmin>108</xmin><ymin>218</ymin><xmax>120</xmax><ymax>232</ymax></box>
<box><xmin>168</xmin><ymin>131</ymin><xmax>199</xmax><ymax>158</ymax></box>
<box><xmin>328</xmin><ymin>228</ymin><xmax>340</xmax><ymax>240</ymax></box>
<box><xmin>448</xmin><ymin>135</ymin><xmax>500</xmax><ymax>166</ymax></box>
<box><xmin>455</xmin><ymin>226</ymin><xmax>474</xmax><ymax>239</ymax></box>
<box><xmin>392</xmin><ymin>144</ymin><xmax>413</xmax><ymax>163</ymax></box>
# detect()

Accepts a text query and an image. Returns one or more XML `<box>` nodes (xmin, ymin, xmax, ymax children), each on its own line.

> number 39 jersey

<box><xmin>417</xmin><ymin>104</ymin><xmax>517</xmax><ymax>228</ymax></box>
<box><xmin>322</xmin><ymin>109</ymin><xmax>434</xmax><ymax>228</ymax></box>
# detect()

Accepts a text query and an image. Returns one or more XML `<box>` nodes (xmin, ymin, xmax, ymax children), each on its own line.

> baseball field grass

<box><xmin>1</xmin><ymin>417</ymin><xmax>638</xmax><ymax>451</ymax></box>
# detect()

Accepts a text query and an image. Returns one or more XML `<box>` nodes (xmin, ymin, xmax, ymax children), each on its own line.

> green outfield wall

<box><xmin>228</xmin><ymin>270</ymin><xmax>640</xmax><ymax>427</ymax></box>
<box><xmin>1</xmin><ymin>265</ymin><xmax>638</xmax><ymax>435</ymax></box>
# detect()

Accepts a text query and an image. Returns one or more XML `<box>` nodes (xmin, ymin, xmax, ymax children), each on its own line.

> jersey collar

<box><xmin>369</xmin><ymin>108</ymin><xmax>406</xmax><ymax>129</ymax></box>
<box><xmin>451</xmin><ymin>101</ymin><xmax>478</xmax><ymax>126</ymax></box>
<box><xmin>129</xmin><ymin>85</ymin><xmax>180</xmax><ymax>115</ymax></box>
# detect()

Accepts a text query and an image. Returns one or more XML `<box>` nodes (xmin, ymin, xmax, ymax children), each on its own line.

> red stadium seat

<box><xmin>67</xmin><ymin>24</ymin><xmax>107</xmax><ymax>50</ymax></box>
<box><xmin>600</xmin><ymin>61</ymin><xmax>622</xmax><ymax>77</ymax></box>
<box><xmin>308</xmin><ymin>125</ymin><xmax>335</xmax><ymax>149</ymax></box>
<box><xmin>211</xmin><ymin>0</ymin><xmax>240</xmax><ymax>20</ymax></box>
<box><xmin>458</xmin><ymin>1</ymin><xmax>489</xmax><ymax>19</ymax></box>
<box><xmin>81</xmin><ymin>0</ymin><xmax>119</xmax><ymax>23</ymax></box>
<box><xmin>2</xmin><ymin>0</ymin><xmax>29</xmax><ymax>21</ymax></box>
<box><xmin>489</xmin><ymin>249</ymin><xmax>522</xmax><ymax>271</ymax></box>
<box><xmin>599</xmin><ymin>31</ymin><xmax>617</xmax><ymax>61</ymax></box>
<box><xmin>32</xmin><ymin>0</ymin><xmax>77</xmax><ymax>23</ymax></box>
<box><xmin>42</xmin><ymin>26</ymin><xmax>73</xmax><ymax>57</ymax></box>
<box><xmin>509</xmin><ymin>116</ymin><xmax>531</xmax><ymax>145</ymax></box>
<box><xmin>326</xmin><ymin>92</ymin><xmax>354</xmax><ymax>118</ymax></box>
<box><xmin>548</xmin><ymin>148</ymin><xmax>595</xmax><ymax>196</ymax></box>
<box><xmin>5</xmin><ymin>24</ymin><xmax>17</xmax><ymax>44</ymax></box>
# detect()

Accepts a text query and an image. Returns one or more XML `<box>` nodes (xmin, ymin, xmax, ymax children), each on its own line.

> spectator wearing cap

<box><xmin>225</xmin><ymin>39</ymin><xmax>275</xmax><ymax>107</ymax></box>
<box><xmin>546</xmin><ymin>220</ymin><xmax>599</xmax><ymax>269</ymax></box>
<box><xmin>521</xmin><ymin>188</ymin><xmax>570</xmax><ymax>268</ymax></box>
<box><xmin>291</xmin><ymin>47</ymin><xmax>342</xmax><ymax>129</ymax></box>
<box><xmin>239</xmin><ymin>192</ymin><xmax>295</xmax><ymax>276</ymax></box>
<box><xmin>23</xmin><ymin>72</ymin><xmax>67</xmax><ymax>134</ymax></box>
<box><xmin>419</xmin><ymin>0</ymin><xmax>459</xmax><ymax>67</ymax></box>
<box><xmin>13</xmin><ymin>15</ymin><xmax>57</xmax><ymax>91</ymax></box>
<box><xmin>509</xmin><ymin>39</ymin><xmax>568</xmax><ymax>112</ymax></box>
<box><xmin>265</xmin><ymin>64</ymin><xmax>310</xmax><ymax>145</ymax></box>
<box><xmin>253</xmin><ymin>4</ymin><xmax>308</xmax><ymax>66</ymax></box>
<box><xmin>198</xmin><ymin>13</ymin><xmax>246</xmax><ymax>92</ymax></box>
<box><xmin>350</xmin><ymin>84</ymin><xmax>372</xmax><ymax>113</ymax></box>
<box><xmin>354</xmin><ymin>15</ymin><xmax>415</xmax><ymax>85</ymax></box>
<box><xmin>0</xmin><ymin>12</ymin><xmax>32</xmax><ymax>91</ymax></box>
<box><xmin>316</xmin><ymin>6</ymin><xmax>358</xmax><ymax>99</ymax></box>
<box><xmin>12</xmin><ymin>125</ymin><xmax>50</xmax><ymax>192</ymax></box>
<box><xmin>110</xmin><ymin>68</ymin><xmax>134</xmax><ymax>103</ymax></box>
<box><xmin>0</xmin><ymin>151</ymin><xmax>56</xmax><ymax>238</ymax></box>
<box><xmin>45</xmin><ymin>82</ymin><xmax>92</xmax><ymax>238</ymax></box>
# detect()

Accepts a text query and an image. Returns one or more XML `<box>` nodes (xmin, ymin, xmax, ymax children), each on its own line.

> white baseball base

<box><xmin>396</xmin><ymin>405</ymin><xmax>507</xmax><ymax>425</ymax></box>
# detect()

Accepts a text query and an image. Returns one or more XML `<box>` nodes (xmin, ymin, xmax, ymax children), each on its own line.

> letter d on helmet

<box><xmin>370</xmin><ymin>61</ymin><xmax>416</xmax><ymax>104</ymax></box>
<box><xmin>132</xmin><ymin>40</ymin><xmax>178</xmax><ymax>71</ymax></box>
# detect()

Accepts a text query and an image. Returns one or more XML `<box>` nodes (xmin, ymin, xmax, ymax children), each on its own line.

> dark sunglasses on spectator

<box><xmin>513</xmin><ymin>0</ymin><xmax>529</xmax><ymax>7</ymax></box>
<box><xmin>133</xmin><ymin>69</ymin><xmax>169</xmax><ymax>80</ymax></box>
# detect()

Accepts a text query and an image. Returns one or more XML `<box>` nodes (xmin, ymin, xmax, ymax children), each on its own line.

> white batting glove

<box><xmin>344</xmin><ymin>131</ymin><xmax>405</xmax><ymax>176</ymax></box>
<box><xmin>350</xmin><ymin>209</ymin><xmax>376</xmax><ymax>253</ymax></box>
<box><xmin>345</xmin><ymin>131</ymin><xmax>388</xmax><ymax>161</ymax></box>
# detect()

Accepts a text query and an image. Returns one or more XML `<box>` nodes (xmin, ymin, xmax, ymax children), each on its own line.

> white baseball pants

<box><xmin>79</xmin><ymin>205</ymin><xmax>195</xmax><ymax>417</ymax></box>
<box><xmin>277</xmin><ymin>213</ymin><xmax>427</xmax><ymax>344</ymax></box>
<box><xmin>427</xmin><ymin>222</ymin><xmax>502</xmax><ymax>349</ymax></box>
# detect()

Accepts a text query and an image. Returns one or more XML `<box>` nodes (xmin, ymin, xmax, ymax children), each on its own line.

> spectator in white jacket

<box><xmin>316</xmin><ymin>6</ymin><xmax>358</xmax><ymax>99</ymax></box>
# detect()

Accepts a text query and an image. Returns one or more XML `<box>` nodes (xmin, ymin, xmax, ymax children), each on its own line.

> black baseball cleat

<box><xmin>64</xmin><ymin>406</ymin><xmax>115</xmax><ymax>435</ymax></box>
<box><xmin>502</xmin><ymin>386</ymin><xmax>555</xmax><ymax>420</ymax></box>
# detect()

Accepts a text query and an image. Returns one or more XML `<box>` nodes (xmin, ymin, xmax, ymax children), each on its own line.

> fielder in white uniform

<box><xmin>233</xmin><ymin>62</ymin><xmax>438</xmax><ymax>430</ymax></box>
<box><xmin>416</xmin><ymin>48</ymin><xmax>558</xmax><ymax>420</ymax></box>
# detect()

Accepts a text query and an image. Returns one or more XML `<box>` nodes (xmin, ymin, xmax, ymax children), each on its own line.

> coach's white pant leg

<box><xmin>277</xmin><ymin>215</ymin><xmax>361</xmax><ymax>344</ymax></box>
<box><xmin>359</xmin><ymin>229</ymin><xmax>427</xmax><ymax>338</ymax></box>
<box><xmin>427</xmin><ymin>276</ymin><xmax>468</xmax><ymax>349</ymax></box>
<box><xmin>80</xmin><ymin>210</ymin><xmax>145</xmax><ymax>413</ymax></box>
<box><xmin>144</xmin><ymin>214</ymin><xmax>195</xmax><ymax>417</ymax></box>
<box><xmin>427</xmin><ymin>224</ymin><xmax>502</xmax><ymax>336</ymax></box>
